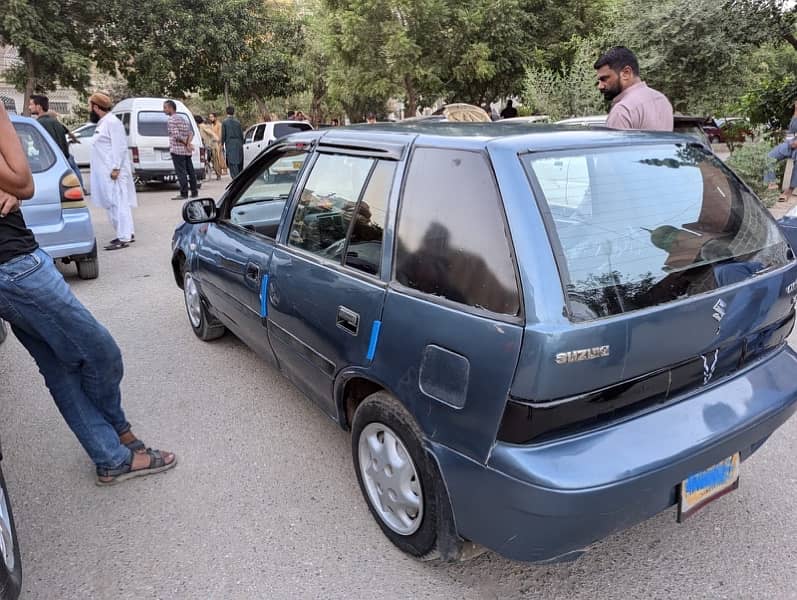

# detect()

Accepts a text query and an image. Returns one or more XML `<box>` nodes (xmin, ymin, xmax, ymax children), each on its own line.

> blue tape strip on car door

<box><xmin>260</xmin><ymin>274</ymin><xmax>269</xmax><ymax>318</ymax></box>
<box><xmin>366</xmin><ymin>320</ymin><xmax>382</xmax><ymax>362</ymax></box>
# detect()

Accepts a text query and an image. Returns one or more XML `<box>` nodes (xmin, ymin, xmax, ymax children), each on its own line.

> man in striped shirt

<box><xmin>164</xmin><ymin>100</ymin><xmax>197</xmax><ymax>201</ymax></box>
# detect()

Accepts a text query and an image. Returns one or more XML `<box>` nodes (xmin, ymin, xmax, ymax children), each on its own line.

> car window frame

<box><xmin>389</xmin><ymin>145</ymin><xmax>525</xmax><ymax>323</ymax></box>
<box><xmin>13</xmin><ymin>121</ymin><xmax>58</xmax><ymax>174</ymax></box>
<box><xmin>277</xmin><ymin>146</ymin><xmax>404</xmax><ymax>285</ymax></box>
<box><xmin>253</xmin><ymin>124</ymin><xmax>266</xmax><ymax>143</ymax></box>
<box><xmin>218</xmin><ymin>142</ymin><xmax>314</xmax><ymax>242</ymax></box>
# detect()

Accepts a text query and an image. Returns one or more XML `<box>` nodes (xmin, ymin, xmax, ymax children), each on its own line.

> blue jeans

<box><xmin>0</xmin><ymin>249</ymin><xmax>131</xmax><ymax>470</ymax></box>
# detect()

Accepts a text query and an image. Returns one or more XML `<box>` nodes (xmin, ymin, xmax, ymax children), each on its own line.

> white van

<box><xmin>112</xmin><ymin>97</ymin><xmax>205</xmax><ymax>185</ymax></box>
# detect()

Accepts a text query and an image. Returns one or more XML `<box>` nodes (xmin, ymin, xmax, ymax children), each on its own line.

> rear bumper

<box><xmin>433</xmin><ymin>346</ymin><xmax>797</xmax><ymax>563</ymax></box>
<box><xmin>33</xmin><ymin>207</ymin><xmax>96</xmax><ymax>260</ymax></box>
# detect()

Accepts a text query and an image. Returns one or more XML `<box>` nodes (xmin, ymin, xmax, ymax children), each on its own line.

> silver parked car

<box><xmin>11</xmin><ymin>115</ymin><xmax>99</xmax><ymax>279</ymax></box>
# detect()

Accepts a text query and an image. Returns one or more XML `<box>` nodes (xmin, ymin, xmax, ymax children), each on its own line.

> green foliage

<box><xmin>523</xmin><ymin>38</ymin><xmax>606</xmax><ymax>120</ymax></box>
<box><xmin>726</xmin><ymin>138</ymin><xmax>780</xmax><ymax>206</ymax></box>
<box><xmin>0</xmin><ymin>0</ymin><xmax>108</xmax><ymax>108</ymax></box>
<box><xmin>609</xmin><ymin>0</ymin><xmax>793</xmax><ymax>112</ymax></box>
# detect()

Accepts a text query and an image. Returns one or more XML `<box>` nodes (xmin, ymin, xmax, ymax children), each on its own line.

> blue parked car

<box><xmin>172</xmin><ymin>122</ymin><xmax>797</xmax><ymax>563</ymax></box>
<box><xmin>11</xmin><ymin>115</ymin><xmax>98</xmax><ymax>279</ymax></box>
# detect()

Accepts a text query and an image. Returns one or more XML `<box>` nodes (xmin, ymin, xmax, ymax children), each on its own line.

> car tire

<box><xmin>182</xmin><ymin>270</ymin><xmax>226</xmax><ymax>341</ymax></box>
<box><xmin>76</xmin><ymin>257</ymin><xmax>99</xmax><ymax>280</ymax></box>
<box><xmin>351</xmin><ymin>391</ymin><xmax>462</xmax><ymax>562</ymax></box>
<box><xmin>0</xmin><ymin>467</ymin><xmax>22</xmax><ymax>600</ymax></box>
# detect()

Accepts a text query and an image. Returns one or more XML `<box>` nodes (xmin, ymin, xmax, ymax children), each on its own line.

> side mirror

<box><xmin>182</xmin><ymin>198</ymin><xmax>217</xmax><ymax>224</ymax></box>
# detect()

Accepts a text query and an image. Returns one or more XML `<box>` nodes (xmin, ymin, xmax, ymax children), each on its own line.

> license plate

<box><xmin>678</xmin><ymin>453</ymin><xmax>740</xmax><ymax>522</ymax></box>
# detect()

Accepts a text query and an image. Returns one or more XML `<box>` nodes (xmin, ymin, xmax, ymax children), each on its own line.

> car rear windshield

<box><xmin>137</xmin><ymin>111</ymin><xmax>191</xmax><ymax>137</ymax></box>
<box><xmin>273</xmin><ymin>122</ymin><xmax>312</xmax><ymax>139</ymax></box>
<box><xmin>523</xmin><ymin>143</ymin><xmax>791</xmax><ymax>321</ymax></box>
<box><xmin>13</xmin><ymin>122</ymin><xmax>56</xmax><ymax>173</ymax></box>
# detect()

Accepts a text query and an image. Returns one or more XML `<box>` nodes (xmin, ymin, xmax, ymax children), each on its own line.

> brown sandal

<box><xmin>96</xmin><ymin>448</ymin><xmax>177</xmax><ymax>486</ymax></box>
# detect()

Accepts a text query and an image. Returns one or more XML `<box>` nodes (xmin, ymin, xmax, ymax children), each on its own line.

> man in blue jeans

<box><xmin>164</xmin><ymin>99</ymin><xmax>197</xmax><ymax>201</ymax></box>
<box><xmin>0</xmin><ymin>104</ymin><xmax>176</xmax><ymax>485</ymax></box>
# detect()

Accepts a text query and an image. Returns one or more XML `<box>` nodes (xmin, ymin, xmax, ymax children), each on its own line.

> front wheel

<box><xmin>183</xmin><ymin>270</ymin><xmax>226</xmax><ymax>341</ymax></box>
<box><xmin>351</xmin><ymin>391</ymin><xmax>462</xmax><ymax>561</ymax></box>
<box><xmin>0</xmin><ymin>468</ymin><xmax>22</xmax><ymax>600</ymax></box>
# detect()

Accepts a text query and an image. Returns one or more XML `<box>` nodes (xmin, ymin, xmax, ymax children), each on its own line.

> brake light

<box><xmin>200</xmin><ymin>150</ymin><xmax>206</xmax><ymax>164</ymax></box>
<box><xmin>60</xmin><ymin>172</ymin><xmax>84</xmax><ymax>202</ymax></box>
<box><xmin>131</xmin><ymin>147</ymin><xmax>140</xmax><ymax>163</ymax></box>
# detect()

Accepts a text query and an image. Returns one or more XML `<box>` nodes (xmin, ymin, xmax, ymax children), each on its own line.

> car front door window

<box><xmin>226</xmin><ymin>149</ymin><xmax>309</xmax><ymax>238</ymax></box>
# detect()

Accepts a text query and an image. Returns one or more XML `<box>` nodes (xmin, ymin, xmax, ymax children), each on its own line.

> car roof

<box><xmin>296</xmin><ymin>122</ymin><xmax>696</xmax><ymax>154</ymax></box>
<box><xmin>112</xmin><ymin>97</ymin><xmax>191</xmax><ymax>110</ymax></box>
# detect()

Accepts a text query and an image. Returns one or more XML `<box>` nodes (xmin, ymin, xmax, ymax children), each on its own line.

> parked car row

<box><xmin>172</xmin><ymin>121</ymin><xmax>797</xmax><ymax>563</ymax></box>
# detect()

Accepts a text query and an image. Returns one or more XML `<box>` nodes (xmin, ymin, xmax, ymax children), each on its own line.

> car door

<box><xmin>193</xmin><ymin>144</ymin><xmax>310</xmax><ymax>364</ymax></box>
<box><xmin>68</xmin><ymin>124</ymin><xmax>96</xmax><ymax>167</ymax></box>
<box><xmin>267</xmin><ymin>150</ymin><xmax>397</xmax><ymax>416</ymax></box>
<box><xmin>243</xmin><ymin>124</ymin><xmax>266</xmax><ymax>167</ymax></box>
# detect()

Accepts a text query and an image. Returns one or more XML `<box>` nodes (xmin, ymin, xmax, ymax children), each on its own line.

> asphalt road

<box><xmin>2</xmin><ymin>177</ymin><xmax>797</xmax><ymax>600</ymax></box>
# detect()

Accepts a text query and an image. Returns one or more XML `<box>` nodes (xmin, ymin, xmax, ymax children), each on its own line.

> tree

<box><xmin>0</xmin><ymin>0</ymin><xmax>108</xmax><ymax>113</ymax></box>
<box><xmin>523</xmin><ymin>38</ymin><xmax>607</xmax><ymax>120</ymax></box>
<box><xmin>104</xmin><ymin>0</ymin><xmax>306</xmax><ymax>114</ymax></box>
<box><xmin>609</xmin><ymin>0</ymin><xmax>796</xmax><ymax>112</ymax></box>
<box><xmin>323</xmin><ymin>0</ymin><xmax>448</xmax><ymax>118</ymax></box>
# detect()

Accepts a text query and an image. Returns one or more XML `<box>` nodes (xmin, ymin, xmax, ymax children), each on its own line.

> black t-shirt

<box><xmin>0</xmin><ymin>210</ymin><xmax>38</xmax><ymax>264</ymax></box>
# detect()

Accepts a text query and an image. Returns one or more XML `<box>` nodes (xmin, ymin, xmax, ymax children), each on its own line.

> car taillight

<box><xmin>200</xmin><ymin>149</ymin><xmax>206</xmax><ymax>164</ymax></box>
<box><xmin>131</xmin><ymin>147</ymin><xmax>140</xmax><ymax>163</ymax></box>
<box><xmin>60</xmin><ymin>172</ymin><xmax>84</xmax><ymax>202</ymax></box>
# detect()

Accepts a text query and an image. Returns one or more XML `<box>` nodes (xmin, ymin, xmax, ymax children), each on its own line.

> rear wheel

<box><xmin>76</xmin><ymin>258</ymin><xmax>99</xmax><ymax>280</ymax></box>
<box><xmin>351</xmin><ymin>391</ymin><xmax>462</xmax><ymax>561</ymax></box>
<box><xmin>0</xmin><ymin>468</ymin><xmax>22</xmax><ymax>600</ymax></box>
<box><xmin>183</xmin><ymin>270</ymin><xmax>226</xmax><ymax>341</ymax></box>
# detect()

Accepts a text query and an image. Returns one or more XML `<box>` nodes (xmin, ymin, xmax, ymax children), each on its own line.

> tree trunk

<box><xmin>783</xmin><ymin>31</ymin><xmax>797</xmax><ymax>52</ymax></box>
<box><xmin>252</xmin><ymin>94</ymin><xmax>269</xmax><ymax>121</ymax></box>
<box><xmin>23</xmin><ymin>51</ymin><xmax>36</xmax><ymax>116</ymax></box>
<box><xmin>404</xmin><ymin>74</ymin><xmax>417</xmax><ymax>119</ymax></box>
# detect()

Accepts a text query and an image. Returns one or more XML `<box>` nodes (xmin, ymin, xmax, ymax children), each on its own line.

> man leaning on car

<box><xmin>0</xmin><ymin>103</ymin><xmax>176</xmax><ymax>486</ymax></box>
<box><xmin>594</xmin><ymin>46</ymin><xmax>674</xmax><ymax>132</ymax></box>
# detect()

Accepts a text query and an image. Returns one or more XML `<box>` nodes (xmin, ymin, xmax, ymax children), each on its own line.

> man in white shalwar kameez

<box><xmin>88</xmin><ymin>93</ymin><xmax>137</xmax><ymax>251</ymax></box>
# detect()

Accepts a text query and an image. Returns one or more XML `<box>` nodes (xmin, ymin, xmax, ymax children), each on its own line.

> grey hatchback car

<box><xmin>172</xmin><ymin>122</ymin><xmax>797</xmax><ymax>563</ymax></box>
<box><xmin>12</xmin><ymin>115</ymin><xmax>98</xmax><ymax>280</ymax></box>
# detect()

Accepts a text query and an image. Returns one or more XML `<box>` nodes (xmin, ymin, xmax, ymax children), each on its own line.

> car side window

<box><xmin>244</xmin><ymin>127</ymin><xmax>255</xmax><ymax>144</ymax></box>
<box><xmin>120</xmin><ymin>113</ymin><xmax>131</xmax><ymax>136</ymax></box>
<box><xmin>342</xmin><ymin>161</ymin><xmax>394</xmax><ymax>276</ymax></box>
<box><xmin>288</xmin><ymin>153</ymin><xmax>374</xmax><ymax>259</ymax></box>
<box><xmin>226</xmin><ymin>149</ymin><xmax>309</xmax><ymax>239</ymax></box>
<box><xmin>253</xmin><ymin>124</ymin><xmax>266</xmax><ymax>143</ymax></box>
<box><xmin>395</xmin><ymin>147</ymin><xmax>520</xmax><ymax>316</ymax></box>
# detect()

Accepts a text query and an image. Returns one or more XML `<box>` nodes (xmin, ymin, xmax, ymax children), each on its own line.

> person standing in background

<box><xmin>594</xmin><ymin>46</ymin><xmax>673</xmax><ymax>131</ymax></box>
<box><xmin>221</xmin><ymin>106</ymin><xmax>244</xmax><ymax>178</ymax></box>
<box><xmin>88</xmin><ymin>92</ymin><xmax>137</xmax><ymax>250</ymax></box>
<box><xmin>208</xmin><ymin>112</ymin><xmax>227</xmax><ymax>176</ymax></box>
<box><xmin>27</xmin><ymin>95</ymin><xmax>86</xmax><ymax>191</ymax></box>
<box><xmin>196</xmin><ymin>115</ymin><xmax>222</xmax><ymax>180</ymax></box>
<box><xmin>500</xmin><ymin>100</ymin><xmax>518</xmax><ymax>119</ymax></box>
<box><xmin>164</xmin><ymin>100</ymin><xmax>197</xmax><ymax>200</ymax></box>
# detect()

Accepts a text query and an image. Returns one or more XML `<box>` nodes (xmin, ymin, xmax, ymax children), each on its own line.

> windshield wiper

<box><xmin>234</xmin><ymin>194</ymin><xmax>290</xmax><ymax>207</ymax></box>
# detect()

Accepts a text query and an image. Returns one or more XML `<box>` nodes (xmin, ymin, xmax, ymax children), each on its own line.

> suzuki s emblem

<box><xmin>712</xmin><ymin>299</ymin><xmax>727</xmax><ymax>323</ymax></box>
<box><xmin>702</xmin><ymin>349</ymin><xmax>719</xmax><ymax>385</ymax></box>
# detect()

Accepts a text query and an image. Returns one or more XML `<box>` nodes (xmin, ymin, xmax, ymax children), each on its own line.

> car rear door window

<box><xmin>342</xmin><ymin>160</ymin><xmax>394</xmax><ymax>276</ymax></box>
<box><xmin>13</xmin><ymin>122</ymin><xmax>56</xmax><ymax>173</ymax></box>
<box><xmin>274</xmin><ymin>122</ymin><xmax>313</xmax><ymax>139</ymax></box>
<box><xmin>288</xmin><ymin>154</ymin><xmax>374</xmax><ymax>260</ymax></box>
<box><xmin>395</xmin><ymin>147</ymin><xmax>521</xmax><ymax>316</ymax></box>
